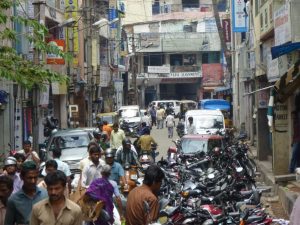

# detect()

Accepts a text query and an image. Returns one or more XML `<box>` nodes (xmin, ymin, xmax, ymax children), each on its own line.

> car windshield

<box><xmin>120</xmin><ymin>109</ymin><xmax>139</xmax><ymax>118</ymax></box>
<box><xmin>193</xmin><ymin>115</ymin><xmax>224</xmax><ymax>129</ymax></box>
<box><xmin>101</xmin><ymin>115</ymin><xmax>113</xmax><ymax>124</ymax></box>
<box><xmin>181</xmin><ymin>139</ymin><xmax>222</xmax><ymax>154</ymax></box>
<box><xmin>51</xmin><ymin>134</ymin><xmax>90</xmax><ymax>149</ymax></box>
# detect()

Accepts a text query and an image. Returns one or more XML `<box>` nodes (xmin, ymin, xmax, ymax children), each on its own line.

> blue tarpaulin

<box><xmin>198</xmin><ymin>99</ymin><xmax>231</xmax><ymax>111</ymax></box>
<box><xmin>271</xmin><ymin>42</ymin><xmax>300</xmax><ymax>59</ymax></box>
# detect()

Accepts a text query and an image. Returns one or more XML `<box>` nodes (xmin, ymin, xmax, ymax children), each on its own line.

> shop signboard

<box><xmin>65</xmin><ymin>0</ymin><xmax>79</xmax><ymax>66</ymax></box>
<box><xmin>274</xmin><ymin>102</ymin><xmax>288</xmax><ymax>129</ymax></box>
<box><xmin>46</xmin><ymin>39</ymin><xmax>65</xmax><ymax>65</ymax></box>
<box><xmin>148</xmin><ymin>65</ymin><xmax>170</xmax><ymax>74</ymax></box>
<box><xmin>99</xmin><ymin>67</ymin><xmax>111</xmax><ymax>87</ymax></box>
<box><xmin>274</xmin><ymin>3</ymin><xmax>291</xmax><ymax>46</ymax></box>
<box><xmin>202</xmin><ymin>64</ymin><xmax>223</xmax><ymax>86</ymax></box>
<box><xmin>222</xmin><ymin>19</ymin><xmax>231</xmax><ymax>42</ymax></box>
<box><xmin>231</xmin><ymin>0</ymin><xmax>247</xmax><ymax>32</ymax></box>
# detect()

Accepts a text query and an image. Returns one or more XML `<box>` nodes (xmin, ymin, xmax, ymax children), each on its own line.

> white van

<box><xmin>184</xmin><ymin>109</ymin><xmax>225</xmax><ymax>135</ymax></box>
<box><xmin>151</xmin><ymin>100</ymin><xmax>180</xmax><ymax>117</ymax></box>
<box><xmin>118</xmin><ymin>105</ymin><xmax>141</xmax><ymax>124</ymax></box>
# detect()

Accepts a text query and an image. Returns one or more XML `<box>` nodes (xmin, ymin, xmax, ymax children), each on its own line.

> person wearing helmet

<box><xmin>92</xmin><ymin>130</ymin><xmax>102</xmax><ymax>144</ymax></box>
<box><xmin>105</xmin><ymin>149</ymin><xmax>125</xmax><ymax>186</ymax></box>
<box><xmin>2</xmin><ymin>157</ymin><xmax>23</xmax><ymax>194</ymax></box>
<box><xmin>99</xmin><ymin>132</ymin><xmax>110</xmax><ymax>151</ymax></box>
<box><xmin>116</xmin><ymin>139</ymin><xmax>139</xmax><ymax>168</ymax></box>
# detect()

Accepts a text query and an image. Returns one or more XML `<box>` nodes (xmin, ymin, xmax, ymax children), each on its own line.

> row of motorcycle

<box><xmin>142</xmin><ymin>134</ymin><xmax>289</xmax><ymax>225</ymax></box>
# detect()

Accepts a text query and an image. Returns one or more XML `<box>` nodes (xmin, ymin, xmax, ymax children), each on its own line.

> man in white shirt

<box><xmin>165</xmin><ymin>114</ymin><xmax>175</xmax><ymax>138</ymax></box>
<box><xmin>141</xmin><ymin>111</ymin><xmax>151</xmax><ymax>127</ymax></box>
<box><xmin>81</xmin><ymin>145</ymin><xmax>106</xmax><ymax>188</ymax></box>
<box><xmin>186</xmin><ymin>116</ymin><xmax>196</xmax><ymax>134</ymax></box>
<box><xmin>18</xmin><ymin>140</ymin><xmax>40</xmax><ymax>165</ymax></box>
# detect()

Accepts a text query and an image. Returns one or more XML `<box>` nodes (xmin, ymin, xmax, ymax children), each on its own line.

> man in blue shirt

<box><xmin>4</xmin><ymin>161</ymin><xmax>48</xmax><ymax>225</ymax></box>
<box><xmin>105</xmin><ymin>148</ymin><xmax>125</xmax><ymax>185</ymax></box>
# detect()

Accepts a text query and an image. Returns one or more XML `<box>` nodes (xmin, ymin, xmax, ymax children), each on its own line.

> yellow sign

<box><xmin>65</xmin><ymin>0</ymin><xmax>79</xmax><ymax>66</ymax></box>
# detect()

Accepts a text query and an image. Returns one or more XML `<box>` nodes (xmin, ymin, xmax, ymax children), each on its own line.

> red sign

<box><xmin>202</xmin><ymin>64</ymin><xmax>223</xmax><ymax>87</ymax></box>
<box><xmin>46</xmin><ymin>39</ymin><xmax>65</xmax><ymax>65</ymax></box>
<box><xmin>222</xmin><ymin>19</ymin><xmax>231</xmax><ymax>43</ymax></box>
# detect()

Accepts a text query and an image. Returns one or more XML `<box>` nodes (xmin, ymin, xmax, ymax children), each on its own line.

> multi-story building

<box><xmin>233</xmin><ymin>0</ymin><xmax>300</xmax><ymax>175</ymax></box>
<box><xmin>123</xmin><ymin>0</ymin><xmax>229</xmax><ymax>107</ymax></box>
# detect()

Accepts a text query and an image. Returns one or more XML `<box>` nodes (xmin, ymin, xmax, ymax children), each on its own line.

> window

<box><xmin>264</xmin><ymin>9</ymin><xmax>268</xmax><ymax>27</ymax></box>
<box><xmin>202</xmin><ymin>52</ymin><xmax>220</xmax><ymax>64</ymax></box>
<box><xmin>260</xmin><ymin>13</ymin><xmax>263</xmax><ymax>30</ymax></box>
<box><xmin>144</xmin><ymin>54</ymin><xmax>165</xmax><ymax>72</ymax></box>
<box><xmin>255</xmin><ymin>0</ymin><xmax>259</xmax><ymax>16</ymax></box>
<box><xmin>182</xmin><ymin>0</ymin><xmax>199</xmax><ymax>8</ymax></box>
<box><xmin>170</xmin><ymin>54</ymin><xmax>183</xmax><ymax>66</ymax></box>
<box><xmin>269</xmin><ymin>3</ymin><xmax>273</xmax><ymax>22</ymax></box>
<box><xmin>183</xmin><ymin>54</ymin><xmax>196</xmax><ymax>65</ymax></box>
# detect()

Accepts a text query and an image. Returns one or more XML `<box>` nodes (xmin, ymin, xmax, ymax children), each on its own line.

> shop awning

<box><xmin>214</xmin><ymin>86</ymin><xmax>232</xmax><ymax>95</ymax></box>
<box><xmin>271</xmin><ymin>42</ymin><xmax>300</xmax><ymax>60</ymax></box>
<box><xmin>203</xmin><ymin>86</ymin><xmax>219</xmax><ymax>92</ymax></box>
<box><xmin>274</xmin><ymin>59</ymin><xmax>300</xmax><ymax>102</ymax></box>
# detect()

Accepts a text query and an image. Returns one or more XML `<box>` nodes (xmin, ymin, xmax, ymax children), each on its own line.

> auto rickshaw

<box><xmin>179</xmin><ymin>100</ymin><xmax>197</xmax><ymax>120</ymax></box>
<box><xmin>96</xmin><ymin>112</ymin><xmax>119</xmax><ymax>127</ymax></box>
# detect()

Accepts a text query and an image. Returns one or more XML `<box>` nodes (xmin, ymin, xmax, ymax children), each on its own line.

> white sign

<box><xmin>274</xmin><ymin>3</ymin><xmax>291</xmax><ymax>45</ymax></box>
<box><xmin>138</xmin><ymin>72</ymin><xmax>201</xmax><ymax>79</ymax></box>
<box><xmin>148</xmin><ymin>65</ymin><xmax>170</xmax><ymax>74</ymax></box>
<box><xmin>169</xmin><ymin>72</ymin><xmax>201</xmax><ymax>78</ymax></box>
<box><xmin>232</xmin><ymin>0</ymin><xmax>247</xmax><ymax>32</ymax></box>
<box><xmin>99</xmin><ymin>67</ymin><xmax>111</xmax><ymax>87</ymax></box>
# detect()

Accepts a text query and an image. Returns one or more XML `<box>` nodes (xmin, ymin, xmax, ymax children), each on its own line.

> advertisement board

<box><xmin>202</xmin><ymin>64</ymin><xmax>223</xmax><ymax>87</ymax></box>
<box><xmin>274</xmin><ymin>3</ymin><xmax>291</xmax><ymax>46</ymax></box>
<box><xmin>46</xmin><ymin>40</ymin><xmax>65</xmax><ymax>65</ymax></box>
<box><xmin>222</xmin><ymin>19</ymin><xmax>231</xmax><ymax>42</ymax></box>
<box><xmin>232</xmin><ymin>0</ymin><xmax>247</xmax><ymax>32</ymax></box>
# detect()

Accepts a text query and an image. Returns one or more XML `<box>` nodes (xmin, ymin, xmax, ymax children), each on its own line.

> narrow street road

<box><xmin>150</xmin><ymin>121</ymin><xmax>179</xmax><ymax>159</ymax></box>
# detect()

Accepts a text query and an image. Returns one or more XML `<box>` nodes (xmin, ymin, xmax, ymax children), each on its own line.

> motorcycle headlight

<box><xmin>181</xmin><ymin>191</ymin><xmax>189</xmax><ymax>198</ymax></box>
<box><xmin>158</xmin><ymin>216</ymin><xmax>168</xmax><ymax>224</ymax></box>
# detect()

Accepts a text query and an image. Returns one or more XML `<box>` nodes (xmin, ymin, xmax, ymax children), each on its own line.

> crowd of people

<box><xmin>0</xmin><ymin>116</ymin><xmax>164</xmax><ymax>225</ymax></box>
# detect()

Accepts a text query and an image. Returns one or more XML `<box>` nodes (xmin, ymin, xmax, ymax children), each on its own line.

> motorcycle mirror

<box><xmin>236</xmin><ymin>167</ymin><xmax>243</xmax><ymax>173</ymax></box>
<box><xmin>208</xmin><ymin>173</ymin><xmax>215</xmax><ymax>179</ymax></box>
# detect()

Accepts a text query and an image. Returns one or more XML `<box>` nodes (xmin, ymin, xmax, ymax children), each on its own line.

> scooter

<box><xmin>120</xmin><ymin>164</ymin><xmax>139</xmax><ymax>195</ymax></box>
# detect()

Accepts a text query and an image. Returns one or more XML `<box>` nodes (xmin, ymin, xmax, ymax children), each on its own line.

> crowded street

<box><xmin>1</xmin><ymin>0</ymin><xmax>300</xmax><ymax>224</ymax></box>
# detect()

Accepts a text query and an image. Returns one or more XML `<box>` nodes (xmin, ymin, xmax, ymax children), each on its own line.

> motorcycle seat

<box><xmin>246</xmin><ymin>215</ymin><xmax>266</xmax><ymax>223</ymax></box>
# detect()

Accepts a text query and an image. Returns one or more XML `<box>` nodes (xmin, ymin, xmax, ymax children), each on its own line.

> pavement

<box><xmin>250</xmin><ymin>146</ymin><xmax>299</xmax><ymax>220</ymax></box>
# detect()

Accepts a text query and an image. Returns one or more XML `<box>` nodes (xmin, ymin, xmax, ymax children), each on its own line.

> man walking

<box><xmin>126</xmin><ymin>165</ymin><xmax>164</xmax><ymax>225</ymax></box>
<box><xmin>0</xmin><ymin>176</ymin><xmax>13</xmax><ymax>225</ymax></box>
<box><xmin>81</xmin><ymin>146</ymin><xmax>105</xmax><ymax>188</ymax></box>
<box><xmin>110</xmin><ymin>123</ymin><xmax>126</xmax><ymax>149</ymax></box>
<box><xmin>149</xmin><ymin>105</ymin><xmax>157</xmax><ymax>127</ymax></box>
<box><xmin>5</xmin><ymin>161</ymin><xmax>48</xmax><ymax>225</ymax></box>
<box><xmin>165</xmin><ymin>113</ymin><xmax>175</xmax><ymax>138</ymax></box>
<box><xmin>156</xmin><ymin>105</ymin><xmax>165</xmax><ymax>129</ymax></box>
<box><xmin>31</xmin><ymin>170</ymin><xmax>82</xmax><ymax>225</ymax></box>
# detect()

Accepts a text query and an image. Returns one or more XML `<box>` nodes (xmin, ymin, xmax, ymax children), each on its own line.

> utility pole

<box><xmin>85</xmin><ymin>0</ymin><xmax>93</xmax><ymax>126</ymax></box>
<box><xmin>32</xmin><ymin>0</ymin><xmax>45</xmax><ymax>152</ymax></box>
<box><xmin>212</xmin><ymin>0</ymin><xmax>232</xmax><ymax>78</ymax></box>
<box><xmin>131</xmin><ymin>31</ymin><xmax>137</xmax><ymax>105</ymax></box>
